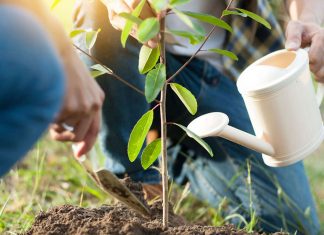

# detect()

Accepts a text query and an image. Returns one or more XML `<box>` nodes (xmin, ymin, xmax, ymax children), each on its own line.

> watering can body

<box><xmin>237</xmin><ymin>49</ymin><xmax>324</xmax><ymax>166</ymax></box>
<box><xmin>188</xmin><ymin>49</ymin><xmax>324</xmax><ymax>167</ymax></box>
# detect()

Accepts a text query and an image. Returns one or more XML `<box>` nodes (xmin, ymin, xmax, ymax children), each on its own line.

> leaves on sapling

<box><xmin>69</xmin><ymin>29</ymin><xmax>86</xmax><ymax>38</ymax></box>
<box><xmin>121</xmin><ymin>0</ymin><xmax>146</xmax><ymax>47</ymax></box>
<box><xmin>208</xmin><ymin>48</ymin><xmax>238</xmax><ymax>61</ymax></box>
<box><xmin>139</xmin><ymin>45</ymin><xmax>160</xmax><ymax>74</ymax></box>
<box><xmin>236</xmin><ymin>8</ymin><xmax>271</xmax><ymax>29</ymax></box>
<box><xmin>91</xmin><ymin>64</ymin><xmax>113</xmax><ymax>75</ymax></box>
<box><xmin>138</xmin><ymin>18</ymin><xmax>160</xmax><ymax>43</ymax></box>
<box><xmin>90</xmin><ymin>70</ymin><xmax>106</xmax><ymax>78</ymax></box>
<box><xmin>85</xmin><ymin>28</ymin><xmax>101</xmax><ymax>50</ymax></box>
<box><xmin>141</xmin><ymin>139</ymin><xmax>161</xmax><ymax>169</ymax></box>
<box><xmin>170</xmin><ymin>83</ymin><xmax>197</xmax><ymax>115</ymax></box>
<box><xmin>145</xmin><ymin>63</ymin><xmax>166</xmax><ymax>103</ymax></box>
<box><xmin>222</xmin><ymin>8</ymin><xmax>271</xmax><ymax>30</ymax></box>
<box><xmin>119</xmin><ymin>13</ymin><xmax>143</xmax><ymax>25</ymax></box>
<box><xmin>172</xmin><ymin>8</ymin><xmax>205</xmax><ymax>36</ymax></box>
<box><xmin>172</xmin><ymin>123</ymin><xmax>213</xmax><ymax>157</ymax></box>
<box><xmin>50</xmin><ymin>0</ymin><xmax>62</xmax><ymax>10</ymax></box>
<box><xmin>169</xmin><ymin>30</ymin><xmax>204</xmax><ymax>45</ymax></box>
<box><xmin>150</xmin><ymin>0</ymin><xmax>168</xmax><ymax>13</ymax></box>
<box><xmin>183</xmin><ymin>11</ymin><xmax>233</xmax><ymax>33</ymax></box>
<box><xmin>169</xmin><ymin>0</ymin><xmax>190</xmax><ymax>7</ymax></box>
<box><xmin>128</xmin><ymin>110</ymin><xmax>154</xmax><ymax>162</ymax></box>
<box><xmin>222</xmin><ymin>10</ymin><xmax>247</xmax><ymax>18</ymax></box>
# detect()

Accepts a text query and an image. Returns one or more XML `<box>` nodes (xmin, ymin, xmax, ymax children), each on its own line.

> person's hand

<box><xmin>101</xmin><ymin>0</ymin><xmax>158</xmax><ymax>47</ymax></box>
<box><xmin>50</xmin><ymin>48</ymin><xmax>105</xmax><ymax>158</ymax></box>
<box><xmin>285</xmin><ymin>20</ymin><xmax>324</xmax><ymax>83</ymax></box>
<box><xmin>72</xmin><ymin>0</ymin><xmax>86</xmax><ymax>28</ymax></box>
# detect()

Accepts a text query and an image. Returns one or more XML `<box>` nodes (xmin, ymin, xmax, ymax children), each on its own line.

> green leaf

<box><xmin>85</xmin><ymin>28</ymin><xmax>101</xmax><ymax>50</ymax></box>
<box><xmin>208</xmin><ymin>48</ymin><xmax>238</xmax><ymax>60</ymax></box>
<box><xmin>138</xmin><ymin>45</ymin><xmax>160</xmax><ymax>74</ymax></box>
<box><xmin>150</xmin><ymin>0</ymin><xmax>168</xmax><ymax>12</ymax></box>
<box><xmin>145</xmin><ymin>63</ymin><xmax>166</xmax><ymax>102</ymax></box>
<box><xmin>69</xmin><ymin>29</ymin><xmax>86</xmax><ymax>38</ymax></box>
<box><xmin>236</xmin><ymin>8</ymin><xmax>271</xmax><ymax>29</ymax></box>
<box><xmin>172</xmin><ymin>123</ymin><xmax>213</xmax><ymax>157</ymax></box>
<box><xmin>128</xmin><ymin>110</ymin><xmax>154</xmax><ymax>162</ymax></box>
<box><xmin>183</xmin><ymin>11</ymin><xmax>233</xmax><ymax>33</ymax></box>
<box><xmin>141</xmin><ymin>138</ymin><xmax>161</xmax><ymax>170</ymax></box>
<box><xmin>173</xmin><ymin>8</ymin><xmax>205</xmax><ymax>35</ymax></box>
<box><xmin>222</xmin><ymin>10</ymin><xmax>247</xmax><ymax>18</ymax></box>
<box><xmin>90</xmin><ymin>70</ymin><xmax>106</xmax><ymax>78</ymax></box>
<box><xmin>138</xmin><ymin>18</ymin><xmax>160</xmax><ymax>43</ymax></box>
<box><xmin>50</xmin><ymin>0</ymin><xmax>61</xmax><ymax>10</ymax></box>
<box><xmin>121</xmin><ymin>0</ymin><xmax>146</xmax><ymax>47</ymax></box>
<box><xmin>91</xmin><ymin>64</ymin><xmax>113</xmax><ymax>75</ymax></box>
<box><xmin>170</xmin><ymin>83</ymin><xmax>197</xmax><ymax>115</ymax></box>
<box><xmin>169</xmin><ymin>30</ymin><xmax>204</xmax><ymax>45</ymax></box>
<box><xmin>169</xmin><ymin>0</ymin><xmax>190</xmax><ymax>7</ymax></box>
<box><xmin>119</xmin><ymin>13</ymin><xmax>143</xmax><ymax>25</ymax></box>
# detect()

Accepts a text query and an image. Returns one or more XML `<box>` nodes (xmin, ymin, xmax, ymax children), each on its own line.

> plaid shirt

<box><xmin>223</xmin><ymin>0</ymin><xmax>286</xmax><ymax>80</ymax></box>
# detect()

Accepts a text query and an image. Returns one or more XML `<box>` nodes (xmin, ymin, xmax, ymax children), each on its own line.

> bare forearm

<box><xmin>286</xmin><ymin>0</ymin><xmax>324</xmax><ymax>24</ymax></box>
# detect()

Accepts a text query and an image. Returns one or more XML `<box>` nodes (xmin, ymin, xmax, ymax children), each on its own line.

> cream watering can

<box><xmin>188</xmin><ymin>49</ymin><xmax>324</xmax><ymax>167</ymax></box>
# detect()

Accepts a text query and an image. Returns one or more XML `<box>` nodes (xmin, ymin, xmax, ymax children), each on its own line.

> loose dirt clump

<box><xmin>24</xmin><ymin>179</ymin><xmax>286</xmax><ymax>235</ymax></box>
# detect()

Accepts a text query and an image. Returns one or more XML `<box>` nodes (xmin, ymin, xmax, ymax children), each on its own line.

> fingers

<box><xmin>50</xmin><ymin>111</ymin><xmax>100</xmax><ymax>158</ymax></box>
<box><xmin>285</xmin><ymin>20</ymin><xmax>324</xmax><ymax>83</ymax></box>
<box><xmin>72</xmin><ymin>111</ymin><xmax>101</xmax><ymax>157</ymax></box>
<box><xmin>104</xmin><ymin>0</ymin><xmax>158</xmax><ymax>47</ymax></box>
<box><xmin>285</xmin><ymin>21</ymin><xmax>303</xmax><ymax>50</ymax></box>
<box><xmin>72</xmin><ymin>0</ymin><xmax>85</xmax><ymax>28</ymax></box>
<box><xmin>308</xmin><ymin>30</ymin><xmax>324</xmax><ymax>79</ymax></box>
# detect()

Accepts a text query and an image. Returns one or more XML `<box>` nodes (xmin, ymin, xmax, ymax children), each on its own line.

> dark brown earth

<box><xmin>24</xmin><ymin>179</ymin><xmax>287</xmax><ymax>235</ymax></box>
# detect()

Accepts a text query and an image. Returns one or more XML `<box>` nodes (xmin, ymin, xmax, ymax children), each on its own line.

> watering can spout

<box><xmin>188</xmin><ymin>112</ymin><xmax>275</xmax><ymax>157</ymax></box>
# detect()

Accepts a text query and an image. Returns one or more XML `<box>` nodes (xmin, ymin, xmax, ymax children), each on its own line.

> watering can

<box><xmin>188</xmin><ymin>49</ymin><xmax>324</xmax><ymax>167</ymax></box>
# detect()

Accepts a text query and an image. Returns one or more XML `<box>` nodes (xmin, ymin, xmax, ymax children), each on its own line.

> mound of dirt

<box><xmin>24</xmin><ymin>179</ymin><xmax>286</xmax><ymax>235</ymax></box>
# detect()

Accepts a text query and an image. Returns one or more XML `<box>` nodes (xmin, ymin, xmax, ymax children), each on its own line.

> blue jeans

<box><xmin>0</xmin><ymin>6</ymin><xmax>65</xmax><ymax>176</ymax></box>
<box><xmin>76</xmin><ymin>3</ymin><xmax>320</xmax><ymax>233</ymax></box>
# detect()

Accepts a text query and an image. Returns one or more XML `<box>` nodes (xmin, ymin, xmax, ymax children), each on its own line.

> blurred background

<box><xmin>0</xmin><ymin>0</ymin><xmax>323</xmax><ymax>233</ymax></box>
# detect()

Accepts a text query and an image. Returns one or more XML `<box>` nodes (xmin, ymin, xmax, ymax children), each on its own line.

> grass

<box><xmin>0</xmin><ymin>138</ymin><xmax>109</xmax><ymax>233</ymax></box>
<box><xmin>304</xmin><ymin>143</ymin><xmax>324</xmax><ymax>232</ymax></box>
<box><xmin>0</xmin><ymin>134</ymin><xmax>323</xmax><ymax>234</ymax></box>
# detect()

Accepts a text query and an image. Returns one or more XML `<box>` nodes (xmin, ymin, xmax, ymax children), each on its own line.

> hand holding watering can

<box><xmin>188</xmin><ymin>48</ymin><xmax>324</xmax><ymax>167</ymax></box>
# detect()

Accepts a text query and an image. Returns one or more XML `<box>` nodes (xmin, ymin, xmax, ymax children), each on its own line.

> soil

<box><xmin>24</xmin><ymin>179</ymin><xmax>286</xmax><ymax>235</ymax></box>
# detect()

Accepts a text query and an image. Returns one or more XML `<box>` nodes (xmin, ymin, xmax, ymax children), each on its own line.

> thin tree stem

<box><xmin>166</xmin><ymin>0</ymin><xmax>234</xmax><ymax>83</ymax></box>
<box><xmin>74</xmin><ymin>44</ymin><xmax>160</xmax><ymax>104</ymax></box>
<box><xmin>158</xmin><ymin>13</ymin><xmax>168</xmax><ymax>229</ymax></box>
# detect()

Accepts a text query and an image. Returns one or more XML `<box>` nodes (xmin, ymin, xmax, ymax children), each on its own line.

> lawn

<box><xmin>0</xmin><ymin>135</ymin><xmax>323</xmax><ymax>234</ymax></box>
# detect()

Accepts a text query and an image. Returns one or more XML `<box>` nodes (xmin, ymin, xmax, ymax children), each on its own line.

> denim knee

<box><xmin>0</xmin><ymin>5</ymin><xmax>65</xmax><ymax>176</ymax></box>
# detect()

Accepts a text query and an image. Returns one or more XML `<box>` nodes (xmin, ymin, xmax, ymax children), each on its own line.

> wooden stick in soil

<box><xmin>159</xmin><ymin>15</ymin><xmax>168</xmax><ymax>229</ymax></box>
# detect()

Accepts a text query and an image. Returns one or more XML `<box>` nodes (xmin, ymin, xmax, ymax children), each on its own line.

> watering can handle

<box><xmin>303</xmin><ymin>47</ymin><xmax>324</xmax><ymax>106</ymax></box>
